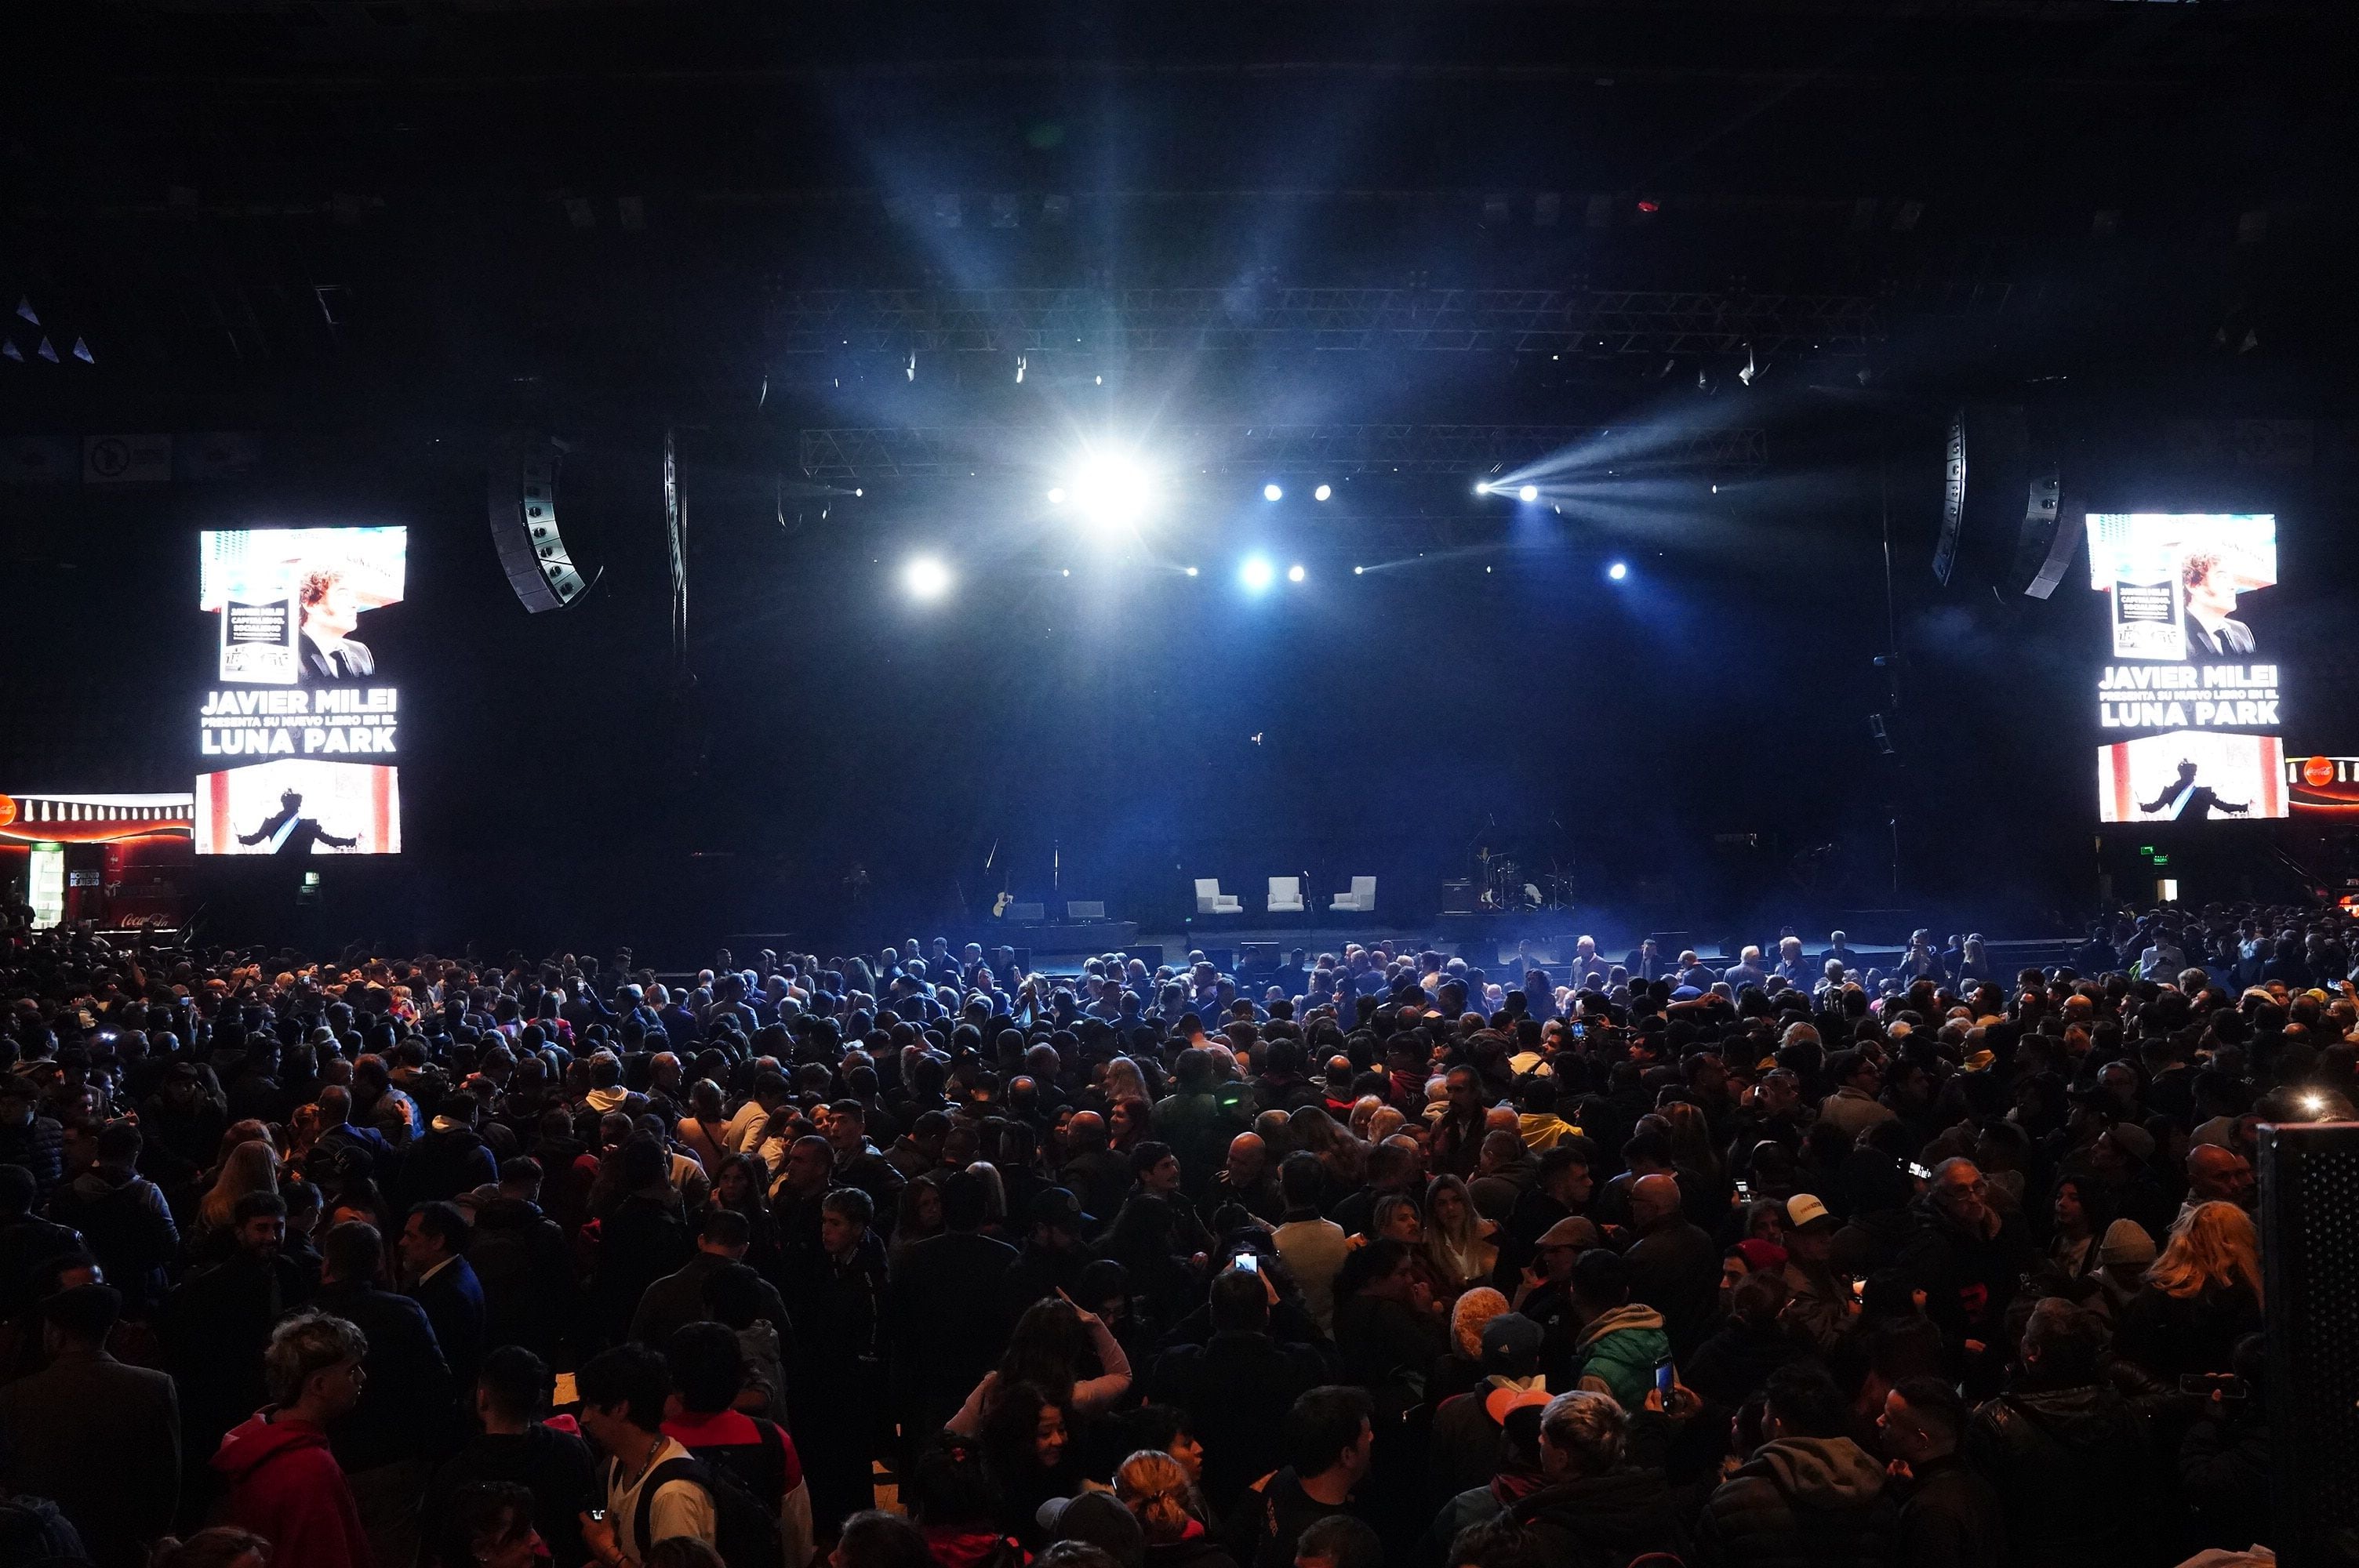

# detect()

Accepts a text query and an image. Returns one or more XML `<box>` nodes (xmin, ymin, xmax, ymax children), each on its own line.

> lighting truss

<box><xmin>768</xmin><ymin>288</ymin><xmax>1881</xmax><ymax>358</ymax></box>
<box><xmin>799</xmin><ymin>423</ymin><xmax>1766</xmax><ymax>481</ymax></box>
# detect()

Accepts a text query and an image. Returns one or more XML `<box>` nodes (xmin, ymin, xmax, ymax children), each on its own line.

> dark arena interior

<box><xmin>5</xmin><ymin>5</ymin><xmax>2359</xmax><ymax>1568</ymax></box>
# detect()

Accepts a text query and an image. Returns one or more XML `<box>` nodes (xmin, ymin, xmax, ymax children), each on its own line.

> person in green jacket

<box><xmin>1565</xmin><ymin>1249</ymin><xmax>1671</xmax><ymax>1414</ymax></box>
<box><xmin>1151</xmin><ymin>1047</ymin><xmax>1252</xmax><ymax>1200</ymax></box>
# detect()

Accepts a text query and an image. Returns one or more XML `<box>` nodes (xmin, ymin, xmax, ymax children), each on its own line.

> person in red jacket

<box><xmin>213</xmin><ymin>1310</ymin><xmax>375</xmax><ymax>1568</ymax></box>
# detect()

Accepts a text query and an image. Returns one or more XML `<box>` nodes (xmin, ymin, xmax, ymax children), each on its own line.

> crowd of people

<box><xmin>0</xmin><ymin>901</ymin><xmax>2338</xmax><ymax>1568</ymax></box>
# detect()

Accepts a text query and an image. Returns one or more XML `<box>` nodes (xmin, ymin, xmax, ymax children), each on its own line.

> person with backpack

<box><xmin>578</xmin><ymin>1343</ymin><xmax>718</xmax><ymax>1568</ymax></box>
<box><xmin>661</xmin><ymin>1322</ymin><xmax>812</xmax><ymax>1568</ymax></box>
<box><xmin>575</xmin><ymin>1339</ymin><xmax>778</xmax><ymax>1568</ymax></box>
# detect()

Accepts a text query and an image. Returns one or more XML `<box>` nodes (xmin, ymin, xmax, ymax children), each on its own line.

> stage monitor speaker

<box><xmin>1195</xmin><ymin>949</ymin><xmax>1233</xmax><ymax>976</ymax></box>
<box><xmin>1440</xmin><ymin>879</ymin><xmax>1478</xmax><ymax>916</ymax></box>
<box><xmin>1005</xmin><ymin>902</ymin><xmax>1045</xmax><ymax>924</ymax></box>
<box><xmin>1237</xmin><ymin>942</ymin><xmax>1281</xmax><ymax>975</ymax></box>
<box><xmin>489</xmin><ymin>432</ymin><xmax>590</xmax><ymax>613</ymax></box>
<box><xmin>1935</xmin><ymin>405</ymin><xmax>2067</xmax><ymax>599</ymax></box>
<box><xmin>2258</xmin><ymin>1120</ymin><xmax>2359</xmax><ymax>1568</ymax></box>
<box><xmin>1129</xmin><ymin>944</ymin><xmax>1164</xmax><ymax>972</ymax></box>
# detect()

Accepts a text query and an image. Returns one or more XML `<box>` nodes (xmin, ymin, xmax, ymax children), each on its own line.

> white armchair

<box><xmin>1194</xmin><ymin>879</ymin><xmax>1243</xmax><ymax>916</ymax></box>
<box><xmin>1330</xmin><ymin>875</ymin><xmax>1377</xmax><ymax>913</ymax></box>
<box><xmin>1267</xmin><ymin>877</ymin><xmax>1305</xmax><ymax>914</ymax></box>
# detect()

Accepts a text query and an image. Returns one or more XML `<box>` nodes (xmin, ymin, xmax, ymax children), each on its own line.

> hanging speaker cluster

<box><xmin>488</xmin><ymin>432</ymin><xmax>589</xmax><ymax>613</ymax></box>
<box><xmin>1934</xmin><ymin>404</ymin><xmax>2072</xmax><ymax>600</ymax></box>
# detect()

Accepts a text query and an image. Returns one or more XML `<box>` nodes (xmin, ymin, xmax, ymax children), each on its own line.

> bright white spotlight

<box><xmin>1240</xmin><ymin>555</ymin><xmax>1276</xmax><ymax>592</ymax></box>
<box><xmin>1184</xmin><ymin>565</ymin><xmax>1199</xmax><ymax>576</ymax></box>
<box><xmin>1065</xmin><ymin>456</ymin><xmax>1153</xmax><ymax>538</ymax></box>
<box><xmin>903</xmin><ymin>556</ymin><xmax>951</xmax><ymax>599</ymax></box>
<box><xmin>1263</xmin><ymin>483</ymin><xmax>1284</xmax><ymax>501</ymax></box>
<box><xmin>1354</xmin><ymin>564</ymin><xmax>1365</xmax><ymax>575</ymax></box>
<box><xmin>1518</xmin><ymin>484</ymin><xmax>1539</xmax><ymax>503</ymax></box>
<box><xmin>1474</xmin><ymin>481</ymin><xmax>1492</xmax><ymax>494</ymax></box>
<box><xmin>1287</xmin><ymin>563</ymin><xmax>1306</xmax><ymax>583</ymax></box>
<box><xmin>1046</xmin><ymin>487</ymin><xmax>1067</xmax><ymax>505</ymax></box>
<box><xmin>1608</xmin><ymin>561</ymin><xmax>1628</xmax><ymax>581</ymax></box>
<box><xmin>1314</xmin><ymin>484</ymin><xmax>1332</xmax><ymax>502</ymax></box>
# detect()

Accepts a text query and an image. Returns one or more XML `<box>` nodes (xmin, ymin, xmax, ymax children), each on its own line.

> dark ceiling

<box><xmin>3</xmin><ymin>0</ymin><xmax>2350</xmax><ymax>434</ymax></box>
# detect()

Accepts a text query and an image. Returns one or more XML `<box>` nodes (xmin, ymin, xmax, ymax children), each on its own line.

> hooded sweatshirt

<box><xmin>1569</xmin><ymin>1303</ymin><xmax>1670</xmax><ymax>1413</ymax></box>
<box><xmin>212</xmin><ymin>1410</ymin><xmax>372</xmax><ymax>1568</ymax></box>
<box><xmin>1696</xmin><ymin>1436</ymin><xmax>1896</xmax><ymax>1568</ymax></box>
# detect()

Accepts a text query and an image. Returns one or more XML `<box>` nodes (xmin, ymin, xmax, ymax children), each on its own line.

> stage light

<box><xmin>1354</xmin><ymin>565</ymin><xmax>1365</xmax><ymax>575</ymax></box>
<box><xmin>1288</xmin><ymin>563</ymin><xmax>1306</xmax><ymax>583</ymax></box>
<box><xmin>1314</xmin><ymin>484</ymin><xmax>1332</xmax><ymax>502</ymax></box>
<box><xmin>1474</xmin><ymin>481</ymin><xmax>1492</xmax><ymax>494</ymax></box>
<box><xmin>1240</xmin><ymin>555</ymin><xmax>1276</xmax><ymax>592</ymax></box>
<box><xmin>903</xmin><ymin>556</ymin><xmax>952</xmax><ymax>599</ymax></box>
<box><xmin>1263</xmin><ymin>483</ymin><xmax>1284</xmax><ymax>501</ymax></box>
<box><xmin>1184</xmin><ymin>565</ymin><xmax>1199</xmax><ymax>577</ymax></box>
<box><xmin>1047</xmin><ymin>487</ymin><xmax>1067</xmax><ymax>505</ymax></box>
<box><xmin>1608</xmin><ymin>561</ymin><xmax>1628</xmax><ymax>581</ymax></box>
<box><xmin>1518</xmin><ymin>484</ymin><xmax>1539</xmax><ymax>503</ymax></box>
<box><xmin>1066</xmin><ymin>456</ymin><xmax>1154</xmax><ymax>537</ymax></box>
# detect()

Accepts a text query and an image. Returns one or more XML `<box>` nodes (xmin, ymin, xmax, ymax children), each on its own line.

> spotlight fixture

<box><xmin>1184</xmin><ymin>565</ymin><xmax>1199</xmax><ymax>577</ymax></box>
<box><xmin>1263</xmin><ymin>483</ymin><xmax>1284</xmax><ymax>502</ymax></box>
<box><xmin>1474</xmin><ymin>481</ymin><xmax>1492</xmax><ymax>495</ymax></box>
<box><xmin>1046</xmin><ymin>487</ymin><xmax>1067</xmax><ymax>505</ymax></box>
<box><xmin>1518</xmin><ymin>484</ymin><xmax>1539</xmax><ymax>503</ymax></box>
<box><xmin>903</xmin><ymin>556</ymin><xmax>952</xmax><ymax>599</ymax></box>
<box><xmin>1240</xmin><ymin>555</ymin><xmax>1276</xmax><ymax>592</ymax></box>
<box><xmin>1314</xmin><ymin>484</ymin><xmax>1332</xmax><ymax>503</ymax></box>
<box><xmin>1288</xmin><ymin>563</ymin><xmax>1306</xmax><ymax>583</ymax></box>
<box><xmin>1608</xmin><ymin>561</ymin><xmax>1629</xmax><ymax>581</ymax></box>
<box><xmin>1064</xmin><ymin>456</ymin><xmax>1154</xmax><ymax>539</ymax></box>
<box><xmin>1353</xmin><ymin>565</ymin><xmax>1365</xmax><ymax>575</ymax></box>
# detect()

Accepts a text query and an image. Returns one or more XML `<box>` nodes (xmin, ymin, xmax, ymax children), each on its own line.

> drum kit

<box><xmin>1476</xmin><ymin>845</ymin><xmax>1573</xmax><ymax>911</ymax></box>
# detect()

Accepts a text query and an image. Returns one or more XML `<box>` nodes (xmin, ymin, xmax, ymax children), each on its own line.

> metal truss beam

<box><xmin>768</xmin><ymin>289</ymin><xmax>1879</xmax><ymax>358</ymax></box>
<box><xmin>799</xmin><ymin>423</ymin><xmax>1765</xmax><ymax>480</ymax></box>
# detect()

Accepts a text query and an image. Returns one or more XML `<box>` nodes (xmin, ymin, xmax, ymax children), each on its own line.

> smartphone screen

<box><xmin>1654</xmin><ymin>1356</ymin><xmax>1675</xmax><ymax>1395</ymax></box>
<box><xmin>1234</xmin><ymin>1253</ymin><xmax>1259</xmax><ymax>1274</ymax></box>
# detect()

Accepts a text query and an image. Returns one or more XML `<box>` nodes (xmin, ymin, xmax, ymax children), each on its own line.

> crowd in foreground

<box><xmin>0</xmin><ymin>902</ymin><xmax>2341</xmax><ymax>1568</ymax></box>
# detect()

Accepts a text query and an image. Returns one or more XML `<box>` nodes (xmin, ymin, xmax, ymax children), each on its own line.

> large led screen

<box><xmin>2088</xmin><ymin>514</ymin><xmax>2285</xmax><ymax>823</ymax></box>
<box><xmin>195</xmin><ymin>528</ymin><xmax>405</xmax><ymax>854</ymax></box>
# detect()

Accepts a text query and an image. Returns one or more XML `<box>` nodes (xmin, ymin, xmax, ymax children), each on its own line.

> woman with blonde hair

<box><xmin>1422</xmin><ymin>1174</ymin><xmax>1500</xmax><ymax>1296</ymax></box>
<box><xmin>1114</xmin><ymin>1449</ymin><xmax>1236</xmax><ymax>1568</ymax></box>
<box><xmin>2120</xmin><ymin>1200</ymin><xmax>2264</xmax><ymax>1377</ymax></box>
<box><xmin>194</xmin><ymin>1138</ymin><xmax>281</xmax><ymax>1256</ymax></box>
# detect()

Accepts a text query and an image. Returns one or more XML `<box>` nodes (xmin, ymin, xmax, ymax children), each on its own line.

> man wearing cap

<box><xmin>2088</xmin><ymin>1218</ymin><xmax>2157</xmax><ymax>1319</ymax></box>
<box><xmin>1778</xmin><ymin>1194</ymin><xmax>1853</xmax><ymax>1355</ymax></box>
<box><xmin>1425</xmin><ymin>1312</ymin><xmax>1550</xmax><ymax>1506</ymax></box>
<box><xmin>1511</xmin><ymin>1215</ymin><xmax>1597</xmax><ymax>1370</ymax></box>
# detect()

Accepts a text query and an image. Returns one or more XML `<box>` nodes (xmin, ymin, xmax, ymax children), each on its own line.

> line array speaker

<box><xmin>488</xmin><ymin>432</ymin><xmax>589</xmax><ymax>613</ymax></box>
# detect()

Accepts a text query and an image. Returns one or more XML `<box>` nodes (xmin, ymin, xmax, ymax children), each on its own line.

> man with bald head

<box><xmin>1206</xmin><ymin>1131</ymin><xmax>1285</xmax><ymax>1223</ymax></box>
<box><xmin>1622</xmin><ymin>1171</ymin><xmax>1720</xmax><ymax>1357</ymax></box>
<box><xmin>1059</xmin><ymin>1110</ymin><xmax>1130</xmax><ymax>1227</ymax></box>
<box><xmin>2180</xmin><ymin>1143</ymin><xmax>2254</xmax><ymax>1225</ymax></box>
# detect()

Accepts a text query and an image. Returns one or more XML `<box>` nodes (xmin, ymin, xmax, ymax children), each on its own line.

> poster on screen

<box><xmin>194</xmin><ymin>759</ymin><xmax>401</xmax><ymax>855</ymax></box>
<box><xmin>2096</xmin><ymin>731</ymin><xmax>2287</xmax><ymax>825</ymax></box>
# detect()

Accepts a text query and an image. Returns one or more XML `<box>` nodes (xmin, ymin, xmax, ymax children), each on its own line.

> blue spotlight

<box><xmin>1240</xmin><ymin>555</ymin><xmax>1276</xmax><ymax>592</ymax></box>
<box><xmin>1263</xmin><ymin>483</ymin><xmax>1284</xmax><ymax>501</ymax></box>
<box><xmin>1288</xmin><ymin>563</ymin><xmax>1306</xmax><ymax>583</ymax></box>
<box><xmin>1314</xmin><ymin>484</ymin><xmax>1332</xmax><ymax>502</ymax></box>
<box><xmin>1608</xmin><ymin>561</ymin><xmax>1629</xmax><ymax>581</ymax></box>
<box><xmin>1518</xmin><ymin>484</ymin><xmax>1539</xmax><ymax>503</ymax></box>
